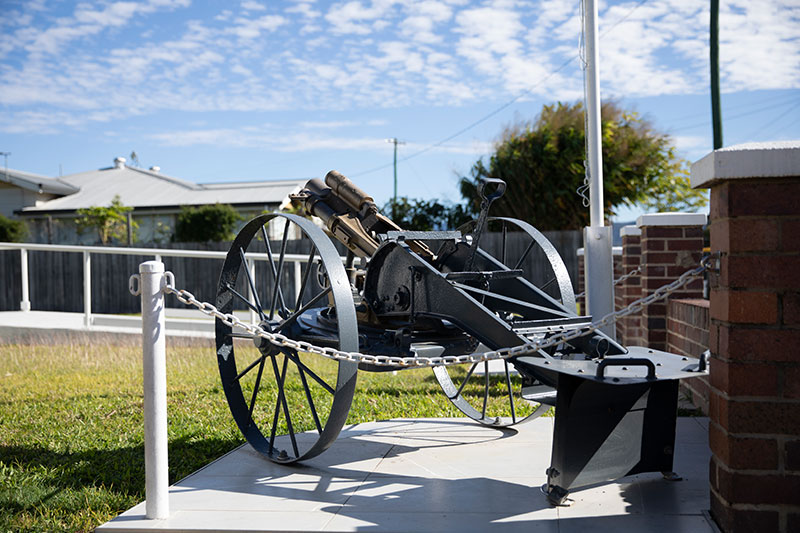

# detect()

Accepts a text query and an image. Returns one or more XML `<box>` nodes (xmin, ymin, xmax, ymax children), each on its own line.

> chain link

<box><xmin>575</xmin><ymin>264</ymin><xmax>642</xmax><ymax>300</ymax></box>
<box><xmin>162</xmin><ymin>257</ymin><xmax>709</xmax><ymax>369</ymax></box>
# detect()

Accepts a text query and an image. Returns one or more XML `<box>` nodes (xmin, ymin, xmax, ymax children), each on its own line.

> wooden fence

<box><xmin>0</xmin><ymin>231</ymin><xmax>581</xmax><ymax>315</ymax></box>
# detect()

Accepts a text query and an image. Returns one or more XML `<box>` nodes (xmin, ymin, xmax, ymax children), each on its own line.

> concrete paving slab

<box><xmin>97</xmin><ymin>417</ymin><xmax>713</xmax><ymax>533</ymax></box>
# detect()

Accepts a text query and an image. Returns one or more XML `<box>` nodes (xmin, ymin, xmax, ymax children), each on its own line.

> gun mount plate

<box><xmin>514</xmin><ymin>347</ymin><xmax>707</xmax><ymax>385</ymax></box>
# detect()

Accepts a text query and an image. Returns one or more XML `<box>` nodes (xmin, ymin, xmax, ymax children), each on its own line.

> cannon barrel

<box><xmin>325</xmin><ymin>170</ymin><xmax>377</xmax><ymax>215</ymax></box>
<box><xmin>290</xmin><ymin>171</ymin><xmax>432</xmax><ymax>259</ymax></box>
<box><xmin>291</xmin><ymin>176</ymin><xmax>382</xmax><ymax>258</ymax></box>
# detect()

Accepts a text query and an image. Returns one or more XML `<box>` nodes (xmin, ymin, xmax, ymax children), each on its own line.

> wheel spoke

<box><xmin>268</xmin><ymin>220</ymin><xmax>291</xmax><ymax>320</ymax></box>
<box><xmin>504</xmin><ymin>360</ymin><xmax>516</xmax><ymax>424</ymax></box>
<box><xmin>268</xmin><ymin>353</ymin><xmax>299</xmax><ymax>458</ymax></box>
<box><xmin>268</xmin><ymin>355</ymin><xmax>283</xmax><ymax>451</ymax></box>
<box><xmin>225</xmin><ymin>282</ymin><xmax>262</xmax><ymax>316</ymax></box>
<box><xmin>262</xmin><ymin>225</ymin><xmax>289</xmax><ymax>318</ymax></box>
<box><xmin>278</xmin><ymin>354</ymin><xmax>300</xmax><ymax>457</ymax></box>
<box><xmin>481</xmin><ymin>361</ymin><xmax>489</xmax><ymax>419</ymax></box>
<box><xmin>539</xmin><ymin>277</ymin><xmax>558</xmax><ymax>291</ymax></box>
<box><xmin>283</xmin><ymin>349</ymin><xmax>335</xmax><ymax>395</ymax></box>
<box><xmin>454</xmin><ymin>362</ymin><xmax>478</xmax><ymax>399</ymax></box>
<box><xmin>295</xmin><ymin>246</ymin><xmax>318</xmax><ymax>310</ymax></box>
<box><xmin>294</xmin><ymin>351</ymin><xmax>323</xmax><ymax>433</ymax></box>
<box><xmin>276</xmin><ymin>286</ymin><xmax>332</xmax><ymax>333</ymax></box>
<box><xmin>238</xmin><ymin>248</ymin><xmax>266</xmax><ymax>321</ymax></box>
<box><xmin>233</xmin><ymin>354</ymin><xmax>267</xmax><ymax>383</ymax></box>
<box><xmin>513</xmin><ymin>240</ymin><xmax>536</xmax><ymax>270</ymax></box>
<box><xmin>246</xmin><ymin>356</ymin><xmax>267</xmax><ymax>429</ymax></box>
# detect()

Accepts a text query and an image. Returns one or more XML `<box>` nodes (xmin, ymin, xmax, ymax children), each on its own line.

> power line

<box><xmin>671</xmin><ymin>98</ymin><xmax>800</xmax><ymax>132</ymax></box>
<box><xmin>732</xmin><ymin>100</ymin><xmax>800</xmax><ymax>144</ymax></box>
<box><xmin>350</xmin><ymin>0</ymin><xmax>651</xmax><ymax>179</ymax></box>
<box><xmin>666</xmin><ymin>92</ymin><xmax>799</xmax><ymax>125</ymax></box>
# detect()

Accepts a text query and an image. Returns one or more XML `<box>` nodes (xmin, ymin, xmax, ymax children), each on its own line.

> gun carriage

<box><xmin>214</xmin><ymin>170</ymin><xmax>708</xmax><ymax>505</ymax></box>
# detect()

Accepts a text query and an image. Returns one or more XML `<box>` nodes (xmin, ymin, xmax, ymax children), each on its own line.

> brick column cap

<box><xmin>690</xmin><ymin>140</ymin><xmax>800</xmax><ymax>189</ymax></box>
<box><xmin>620</xmin><ymin>225</ymin><xmax>641</xmax><ymax>237</ymax></box>
<box><xmin>577</xmin><ymin>246</ymin><xmax>621</xmax><ymax>256</ymax></box>
<box><xmin>636</xmin><ymin>212</ymin><xmax>707</xmax><ymax>227</ymax></box>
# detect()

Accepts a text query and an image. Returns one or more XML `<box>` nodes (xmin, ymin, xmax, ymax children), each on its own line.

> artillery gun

<box><xmin>214</xmin><ymin>170</ymin><xmax>708</xmax><ymax>505</ymax></box>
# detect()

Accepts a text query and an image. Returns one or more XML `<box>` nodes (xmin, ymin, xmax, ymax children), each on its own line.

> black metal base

<box><xmin>544</xmin><ymin>373</ymin><xmax>679</xmax><ymax>503</ymax></box>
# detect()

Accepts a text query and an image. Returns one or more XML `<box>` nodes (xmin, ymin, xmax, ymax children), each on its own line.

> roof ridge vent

<box><xmin>114</xmin><ymin>157</ymin><xmax>126</xmax><ymax>169</ymax></box>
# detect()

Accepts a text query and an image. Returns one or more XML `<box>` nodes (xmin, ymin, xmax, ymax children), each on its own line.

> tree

<box><xmin>381</xmin><ymin>197</ymin><xmax>472</xmax><ymax>231</ymax></box>
<box><xmin>175</xmin><ymin>203</ymin><xmax>243</xmax><ymax>242</ymax></box>
<box><xmin>459</xmin><ymin>101</ymin><xmax>708</xmax><ymax>230</ymax></box>
<box><xmin>0</xmin><ymin>214</ymin><xmax>26</xmax><ymax>242</ymax></box>
<box><xmin>640</xmin><ymin>163</ymin><xmax>709</xmax><ymax>213</ymax></box>
<box><xmin>75</xmin><ymin>195</ymin><xmax>137</xmax><ymax>244</ymax></box>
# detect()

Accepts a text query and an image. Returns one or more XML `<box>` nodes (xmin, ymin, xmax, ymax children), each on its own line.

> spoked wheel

<box><xmin>433</xmin><ymin>216</ymin><xmax>577</xmax><ymax>427</ymax></box>
<box><xmin>215</xmin><ymin>213</ymin><xmax>358</xmax><ymax>463</ymax></box>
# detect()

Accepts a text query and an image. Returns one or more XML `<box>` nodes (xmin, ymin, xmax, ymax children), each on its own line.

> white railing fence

<box><xmin>0</xmin><ymin>242</ymin><xmax>313</xmax><ymax>327</ymax></box>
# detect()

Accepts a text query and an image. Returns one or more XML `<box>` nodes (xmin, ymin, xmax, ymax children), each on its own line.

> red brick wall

<box><xmin>667</xmin><ymin>298</ymin><xmax>710</xmax><ymax>414</ymax></box>
<box><xmin>640</xmin><ymin>225</ymin><xmax>704</xmax><ymax>350</ymax></box>
<box><xmin>619</xmin><ymin>232</ymin><xmax>642</xmax><ymax>346</ymax></box>
<box><xmin>613</xmin><ymin>250</ymin><xmax>624</xmax><ymax>340</ymax></box>
<box><xmin>707</xmin><ymin>178</ymin><xmax>800</xmax><ymax>533</ymax></box>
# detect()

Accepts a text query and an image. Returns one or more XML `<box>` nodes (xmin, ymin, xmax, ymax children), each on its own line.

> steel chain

<box><xmin>162</xmin><ymin>257</ymin><xmax>710</xmax><ymax>369</ymax></box>
<box><xmin>574</xmin><ymin>264</ymin><xmax>642</xmax><ymax>300</ymax></box>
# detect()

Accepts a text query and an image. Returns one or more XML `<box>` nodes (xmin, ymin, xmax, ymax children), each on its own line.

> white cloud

<box><xmin>324</xmin><ymin>0</ymin><xmax>396</xmax><ymax>35</ymax></box>
<box><xmin>0</xmin><ymin>0</ymin><xmax>797</xmax><ymax>136</ymax></box>
<box><xmin>227</xmin><ymin>14</ymin><xmax>287</xmax><ymax>39</ymax></box>
<box><xmin>399</xmin><ymin>1</ymin><xmax>453</xmax><ymax>44</ymax></box>
<box><xmin>241</xmin><ymin>1</ymin><xmax>267</xmax><ymax>11</ymax></box>
<box><xmin>17</xmin><ymin>0</ymin><xmax>191</xmax><ymax>58</ymax></box>
<box><xmin>146</xmin><ymin>125</ymin><xmax>489</xmax><ymax>155</ymax></box>
<box><xmin>286</xmin><ymin>2</ymin><xmax>321</xmax><ymax>19</ymax></box>
<box><xmin>718</xmin><ymin>0</ymin><xmax>800</xmax><ymax>90</ymax></box>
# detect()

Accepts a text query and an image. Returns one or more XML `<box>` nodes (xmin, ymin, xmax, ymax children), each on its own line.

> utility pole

<box><xmin>0</xmin><ymin>152</ymin><xmax>10</xmax><ymax>183</ymax></box>
<box><xmin>386</xmin><ymin>138</ymin><xmax>405</xmax><ymax>219</ymax></box>
<box><xmin>582</xmin><ymin>0</ymin><xmax>615</xmax><ymax>336</ymax></box>
<box><xmin>710</xmin><ymin>0</ymin><xmax>723</xmax><ymax>149</ymax></box>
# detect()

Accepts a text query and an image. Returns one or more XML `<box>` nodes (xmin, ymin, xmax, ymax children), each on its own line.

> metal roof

<box><xmin>19</xmin><ymin>164</ymin><xmax>308</xmax><ymax>214</ymax></box>
<box><xmin>0</xmin><ymin>168</ymin><xmax>80</xmax><ymax>195</ymax></box>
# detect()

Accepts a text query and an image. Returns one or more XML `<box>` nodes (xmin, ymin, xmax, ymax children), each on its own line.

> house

<box><xmin>15</xmin><ymin>157</ymin><xmax>308</xmax><ymax>244</ymax></box>
<box><xmin>0</xmin><ymin>167</ymin><xmax>79</xmax><ymax>219</ymax></box>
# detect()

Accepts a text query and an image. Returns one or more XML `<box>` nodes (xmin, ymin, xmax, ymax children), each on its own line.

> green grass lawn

<box><xmin>0</xmin><ymin>341</ymin><xmax>541</xmax><ymax>532</ymax></box>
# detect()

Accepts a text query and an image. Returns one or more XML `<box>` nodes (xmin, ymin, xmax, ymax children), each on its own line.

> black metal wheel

<box><xmin>215</xmin><ymin>213</ymin><xmax>358</xmax><ymax>463</ymax></box>
<box><xmin>433</xmin><ymin>217</ymin><xmax>577</xmax><ymax>427</ymax></box>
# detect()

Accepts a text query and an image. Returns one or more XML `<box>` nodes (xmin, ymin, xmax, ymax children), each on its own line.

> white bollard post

<box><xmin>83</xmin><ymin>251</ymin><xmax>92</xmax><ymax>327</ymax></box>
<box><xmin>139</xmin><ymin>260</ymin><xmax>169</xmax><ymax>520</ymax></box>
<box><xmin>20</xmin><ymin>248</ymin><xmax>31</xmax><ymax>311</ymax></box>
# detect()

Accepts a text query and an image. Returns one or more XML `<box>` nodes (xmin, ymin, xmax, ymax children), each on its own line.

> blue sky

<box><xmin>1</xmin><ymin>0</ymin><xmax>798</xmax><ymax>222</ymax></box>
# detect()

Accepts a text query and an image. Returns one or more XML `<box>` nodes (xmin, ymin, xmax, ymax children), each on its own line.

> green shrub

<box><xmin>0</xmin><ymin>214</ymin><xmax>27</xmax><ymax>242</ymax></box>
<box><xmin>75</xmin><ymin>195</ymin><xmax>137</xmax><ymax>244</ymax></box>
<box><xmin>175</xmin><ymin>203</ymin><xmax>243</xmax><ymax>242</ymax></box>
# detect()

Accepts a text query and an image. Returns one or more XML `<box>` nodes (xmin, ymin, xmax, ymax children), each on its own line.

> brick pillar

<box><xmin>619</xmin><ymin>225</ymin><xmax>642</xmax><ymax>346</ymax></box>
<box><xmin>692</xmin><ymin>142</ymin><xmax>800</xmax><ymax>533</ymax></box>
<box><xmin>612</xmin><ymin>245</ymin><xmax>624</xmax><ymax>340</ymax></box>
<box><xmin>636</xmin><ymin>213</ymin><xmax>706</xmax><ymax>351</ymax></box>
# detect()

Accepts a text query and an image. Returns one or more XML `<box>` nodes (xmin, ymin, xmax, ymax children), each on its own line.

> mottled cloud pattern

<box><xmin>0</xmin><ymin>0</ymin><xmax>797</xmax><ymax>142</ymax></box>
